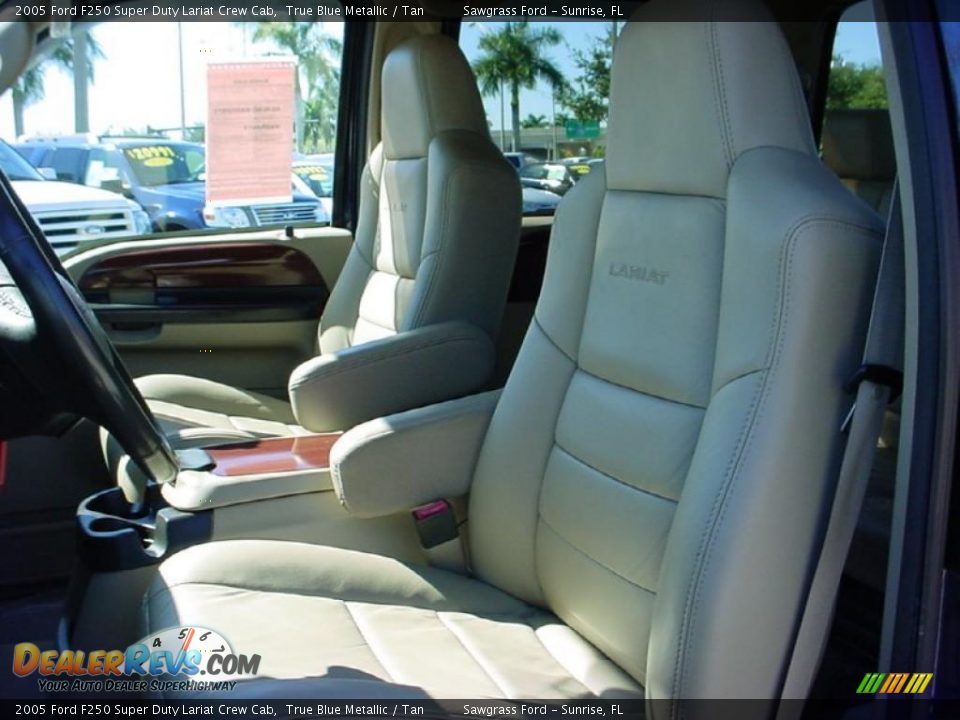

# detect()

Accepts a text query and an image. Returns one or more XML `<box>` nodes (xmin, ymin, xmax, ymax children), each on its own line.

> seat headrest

<box><xmin>381</xmin><ymin>34</ymin><xmax>489</xmax><ymax>160</ymax></box>
<box><xmin>821</xmin><ymin>109</ymin><xmax>896</xmax><ymax>182</ymax></box>
<box><xmin>606</xmin><ymin>0</ymin><xmax>816</xmax><ymax>197</ymax></box>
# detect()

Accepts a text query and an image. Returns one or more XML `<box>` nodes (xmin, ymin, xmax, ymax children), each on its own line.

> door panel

<box><xmin>64</xmin><ymin>227</ymin><xmax>353</xmax><ymax>395</ymax></box>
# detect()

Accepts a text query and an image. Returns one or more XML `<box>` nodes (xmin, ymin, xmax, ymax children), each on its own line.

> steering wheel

<box><xmin>0</xmin><ymin>171</ymin><xmax>177</xmax><ymax>508</ymax></box>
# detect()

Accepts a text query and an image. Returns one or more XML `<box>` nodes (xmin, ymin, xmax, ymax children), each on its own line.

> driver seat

<box><xmin>144</xmin><ymin>0</ymin><xmax>884</xmax><ymax>702</ymax></box>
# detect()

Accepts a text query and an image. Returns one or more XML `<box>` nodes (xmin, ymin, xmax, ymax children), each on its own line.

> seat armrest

<box><xmin>162</xmin><ymin>467</ymin><xmax>332</xmax><ymax>512</ymax></box>
<box><xmin>330</xmin><ymin>390</ymin><xmax>501</xmax><ymax>518</ymax></box>
<box><xmin>289</xmin><ymin>321</ymin><xmax>495</xmax><ymax>432</ymax></box>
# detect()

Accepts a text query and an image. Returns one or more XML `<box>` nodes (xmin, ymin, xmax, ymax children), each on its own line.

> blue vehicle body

<box><xmin>15</xmin><ymin>138</ymin><xmax>326</xmax><ymax>232</ymax></box>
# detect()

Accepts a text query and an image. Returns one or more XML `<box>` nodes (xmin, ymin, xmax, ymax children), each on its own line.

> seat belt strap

<box><xmin>781</xmin><ymin>183</ymin><xmax>905</xmax><ymax>699</ymax></box>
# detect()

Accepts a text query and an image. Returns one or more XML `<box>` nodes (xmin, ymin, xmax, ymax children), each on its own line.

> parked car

<box><xmin>0</xmin><ymin>139</ymin><xmax>149</xmax><ymax>255</ymax></box>
<box><xmin>518</xmin><ymin>161</ymin><xmax>578</xmax><ymax>196</ymax></box>
<box><xmin>503</xmin><ymin>151</ymin><xmax>540</xmax><ymax>170</ymax></box>
<box><xmin>562</xmin><ymin>157</ymin><xmax>597</xmax><ymax>178</ymax></box>
<box><xmin>521</xmin><ymin>186</ymin><xmax>562</xmax><ymax>216</ymax></box>
<box><xmin>16</xmin><ymin>137</ymin><xmax>328</xmax><ymax>232</ymax></box>
<box><xmin>292</xmin><ymin>155</ymin><xmax>334</xmax><ymax>217</ymax></box>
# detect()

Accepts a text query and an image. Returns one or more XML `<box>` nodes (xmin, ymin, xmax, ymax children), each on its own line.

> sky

<box><xmin>0</xmin><ymin>16</ymin><xmax>882</xmax><ymax>141</ymax></box>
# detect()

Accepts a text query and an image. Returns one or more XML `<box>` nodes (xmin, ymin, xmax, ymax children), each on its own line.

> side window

<box><xmin>823</xmin><ymin>6</ymin><xmax>894</xmax><ymax>216</ymax></box>
<box><xmin>83</xmin><ymin>148</ymin><xmax>106</xmax><ymax>187</ymax></box>
<box><xmin>48</xmin><ymin>148</ymin><xmax>87</xmax><ymax>184</ymax></box>
<box><xmin>829</xmin><ymin>4</ymin><xmax>887</xmax><ymax>111</ymax></box>
<box><xmin>0</xmin><ymin>21</ymin><xmax>343</xmax><ymax>255</ymax></box>
<box><xmin>459</xmin><ymin>21</ymin><xmax>620</xmax><ymax>215</ymax></box>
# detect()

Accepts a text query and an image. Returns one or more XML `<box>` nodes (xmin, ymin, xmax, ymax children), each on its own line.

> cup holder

<box><xmin>77</xmin><ymin>486</ymin><xmax>212</xmax><ymax>571</ymax></box>
<box><xmin>87</xmin><ymin>517</ymin><xmax>138</xmax><ymax>535</ymax></box>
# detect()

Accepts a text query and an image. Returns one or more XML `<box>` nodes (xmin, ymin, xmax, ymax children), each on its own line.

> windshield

<box><xmin>121</xmin><ymin>142</ymin><xmax>205</xmax><ymax>186</ymax></box>
<box><xmin>0</xmin><ymin>142</ymin><xmax>43</xmax><ymax>181</ymax></box>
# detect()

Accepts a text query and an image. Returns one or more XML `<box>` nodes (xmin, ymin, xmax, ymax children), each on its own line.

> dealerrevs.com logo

<box><xmin>12</xmin><ymin>626</ymin><xmax>261</xmax><ymax>694</ymax></box>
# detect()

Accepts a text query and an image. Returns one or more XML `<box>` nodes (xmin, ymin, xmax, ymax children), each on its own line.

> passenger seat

<box><xmin>104</xmin><ymin>35</ymin><xmax>522</xmax><ymax>484</ymax></box>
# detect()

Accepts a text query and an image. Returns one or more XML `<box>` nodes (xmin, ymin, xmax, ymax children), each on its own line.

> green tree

<box><xmin>558</xmin><ymin>39</ymin><xmax>612</xmax><ymax>124</ymax></box>
<box><xmin>826</xmin><ymin>55</ymin><xmax>888</xmax><ymax>109</ymax></box>
<box><xmin>472</xmin><ymin>22</ymin><xmax>564</xmax><ymax>151</ymax></box>
<box><xmin>11</xmin><ymin>31</ymin><xmax>103</xmax><ymax>137</ymax></box>
<box><xmin>521</xmin><ymin>113</ymin><xmax>548</xmax><ymax>129</ymax></box>
<box><xmin>250</xmin><ymin>22</ymin><xmax>341</xmax><ymax>151</ymax></box>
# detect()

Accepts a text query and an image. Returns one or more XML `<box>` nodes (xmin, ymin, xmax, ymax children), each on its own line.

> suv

<box><xmin>16</xmin><ymin>137</ymin><xmax>329</xmax><ymax>232</ymax></box>
<box><xmin>0</xmin><ymin>140</ymin><xmax>149</xmax><ymax>255</ymax></box>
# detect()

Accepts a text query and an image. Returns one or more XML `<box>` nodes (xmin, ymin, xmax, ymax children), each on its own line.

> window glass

<box><xmin>0</xmin><ymin>20</ymin><xmax>343</xmax><ymax>255</ymax></box>
<box><xmin>823</xmin><ymin>8</ymin><xmax>894</xmax><ymax>216</ymax></box>
<box><xmin>459</xmin><ymin>20</ymin><xmax>620</xmax><ymax>215</ymax></box>
<box><xmin>830</xmin><ymin>4</ymin><xmax>887</xmax><ymax>109</ymax></box>
<box><xmin>0</xmin><ymin>140</ymin><xmax>42</xmax><ymax>181</ymax></box>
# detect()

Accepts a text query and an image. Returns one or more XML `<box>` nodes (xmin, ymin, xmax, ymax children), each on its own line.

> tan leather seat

<box><xmin>145</xmin><ymin>0</ymin><xmax>884</xmax><ymax>702</ymax></box>
<box><xmin>132</xmin><ymin>35</ymin><xmax>521</xmax><ymax>446</ymax></box>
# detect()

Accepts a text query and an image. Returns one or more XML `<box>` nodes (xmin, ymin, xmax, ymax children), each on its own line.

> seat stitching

<box><xmin>553</xmin><ymin>441</ymin><xmax>678</xmax><ymax>505</ymax></box>
<box><xmin>673</xmin><ymin>215</ymin><xmax>881</xmax><ymax>707</ymax></box>
<box><xmin>539</xmin><ymin>516</ymin><xmax>657</xmax><ymax>596</ymax></box>
<box><xmin>708</xmin><ymin>15</ymin><xmax>735</xmax><ymax>172</ymax></box>
<box><xmin>533</xmin><ymin>316</ymin><xmax>576</xmax><ymax>363</ymax></box>
<box><xmin>576</xmin><ymin>365</ymin><xmax>708</xmax><ymax>411</ymax></box>
<box><xmin>671</xmin><ymin>211</ymin><xmax>794</xmax><ymax>707</ymax></box>
<box><xmin>343</xmin><ymin>600</ymin><xmax>397</xmax><ymax>683</ymax></box>
<box><xmin>711</xmin><ymin>367</ymin><xmax>764</xmax><ymax>396</ymax></box>
<box><xmin>144</xmin><ymin>582</ymin><xmax>540</xmax><ymax>622</ymax></box>
<box><xmin>533</xmin><ymin>185</ymin><xmax>604</xmax><ymax>605</ymax></box>
<box><xmin>535</xmin><ymin>317</ymin><xmax>709</xmax><ymax>411</ymax></box>
<box><xmin>355</xmin><ymin>310</ymin><xmax>397</xmax><ymax>333</ymax></box>
<box><xmin>435</xmin><ymin>611</ymin><xmax>509</xmax><ymax>698</ymax></box>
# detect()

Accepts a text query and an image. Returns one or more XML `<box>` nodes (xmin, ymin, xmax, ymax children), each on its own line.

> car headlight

<box><xmin>127</xmin><ymin>202</ymin><xmax>152</xmax><ymax>236</ymax></box>
<box><xmin>203</xmin><ymin>205</ymin><xmax>251</xmax><ymax>229</ymax></box>
<box><xmin>314</xmin><ymin>203</ymin><xmax>330</xmax><ymax>224</ymax></box>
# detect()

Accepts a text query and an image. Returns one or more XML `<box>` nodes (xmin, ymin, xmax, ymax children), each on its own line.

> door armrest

<box><xmin>330</xmin><ymin>390</ymin><xmax>501</xmax><ymax>518</ymax></box>
<box><xmin>288</xmin><ymin>321</ymin><xmax>495</xmax><ymax>432</ymax></box>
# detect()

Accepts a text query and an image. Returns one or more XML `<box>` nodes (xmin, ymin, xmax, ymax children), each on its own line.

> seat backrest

<box><xmin>318</xmin><ymin>35</ymin><xmax>521</xmax><ymax>353</ymax></box>
<box><xmin>467</xmin><ymin>0</ymin><xmax>885</xmax><ymax>703</ymax></box>
<box><xmin>822</xmin><ymin>108</ymin><xmax>896</xmax><ymax>216</ymax></box>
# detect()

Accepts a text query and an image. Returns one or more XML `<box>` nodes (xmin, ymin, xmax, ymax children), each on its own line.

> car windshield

<box><xmin>0</xmin><ymin>142</ymin><xmax>43</xmax><ymax>181</ymax></box>
<box><xmin>121</xmin><ymin>142</ymin><xmax>204</xmax><ymax>187</ymax></box>
<box><xmin>293</xmin><ymin>163</ymin><xmax>333</xmax><ymax>197</ymax></box>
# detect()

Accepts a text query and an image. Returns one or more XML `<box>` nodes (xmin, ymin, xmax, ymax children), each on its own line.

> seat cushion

<box><xmin>145</xmin><ymin>541</ymin><xmax>643</xmax><ymax>699</ymax></box>
<box><xmin>137</xmin><ymin>374</ymin><xmax>307</xmax><ymax>443</ymax></box>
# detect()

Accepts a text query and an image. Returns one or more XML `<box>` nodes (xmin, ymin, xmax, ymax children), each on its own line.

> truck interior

<box><xmin>0</xmin><ymin>0</ymin><xmax>957</xmax><ymax>711</ymax></box>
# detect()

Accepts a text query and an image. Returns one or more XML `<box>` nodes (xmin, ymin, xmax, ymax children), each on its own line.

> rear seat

<box><xmin>821</xmin><ymin>108</ymin><xmax>896</xmax><ymax>217</ymax></box>
<box><xmin>823</xmin><ymin>107</ymin><xmax>897</xmax><ymax>594</ymax></box>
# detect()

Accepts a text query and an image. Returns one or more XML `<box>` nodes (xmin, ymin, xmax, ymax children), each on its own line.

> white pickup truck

<box><xmin>1</xmin><ymin>140</ymin><xmax>149</xmax><ymax>255</ymax></box>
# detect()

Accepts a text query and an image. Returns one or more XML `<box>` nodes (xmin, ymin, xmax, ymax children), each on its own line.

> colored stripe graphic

<box><xmin>878</xmin><ymin>674</ymin><xmax>898</xmax><ymax>694</ymax></box>
<box><xmin>856</xmin><ymin>672</ymin><xmax>933</xmax><ymax>694</ymax></box>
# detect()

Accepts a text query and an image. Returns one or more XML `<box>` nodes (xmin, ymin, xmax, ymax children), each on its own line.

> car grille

<box><xmin>252</xmin><ymin>203</ymin><xmax>317</xmax><ymax>226</ymax></box>
<box><xmin>33</xmin><ymin>209</ymin><xmax>136</xmax><ymax>254</ymax></box>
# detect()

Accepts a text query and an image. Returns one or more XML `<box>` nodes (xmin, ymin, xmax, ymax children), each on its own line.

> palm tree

<box><xmin>521</xmin><ymin>113</ymin><xmax>548</xmax><ymax>129</ymax></box>
<box><xmin>472</xmin><ymin>23</ymin><xmax>564</xmax><ymax>152</ymax></box>
<box><xmin>11</xmin><ymin>31</ymin><xmax>103</xmax><ymax>137</ymax></box>
<box><xmin>250</xmin><ymin>22</ymin><xmax>341</xmax><ymax>151</ymax></box>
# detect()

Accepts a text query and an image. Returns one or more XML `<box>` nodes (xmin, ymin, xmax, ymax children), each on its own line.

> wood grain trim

<box><xmin>78</xmin><ymin>242</ymin><xmax>324</xmax><ymax>292</ymax></box>
<box><xmin>206</xmin><ymin>434</ymin><xmax>341</xmax><ymax>477</ymax></box>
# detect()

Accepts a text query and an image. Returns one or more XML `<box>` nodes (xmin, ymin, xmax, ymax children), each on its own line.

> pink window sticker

<box><xmin>206</xmin><ymin>60</ymin><xmax>295</xmax><ymax>207</ymax></box>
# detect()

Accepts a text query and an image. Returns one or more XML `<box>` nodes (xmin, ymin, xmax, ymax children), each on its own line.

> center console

<box><xmin>76</xmin><ymin>432</ymin><xmax>341</xmax><ymax>572</ymax></box>
<box><xmin>68</xmin><ymin>430</ymin><xmax>423</xmax><ymax>651</ymax></box>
